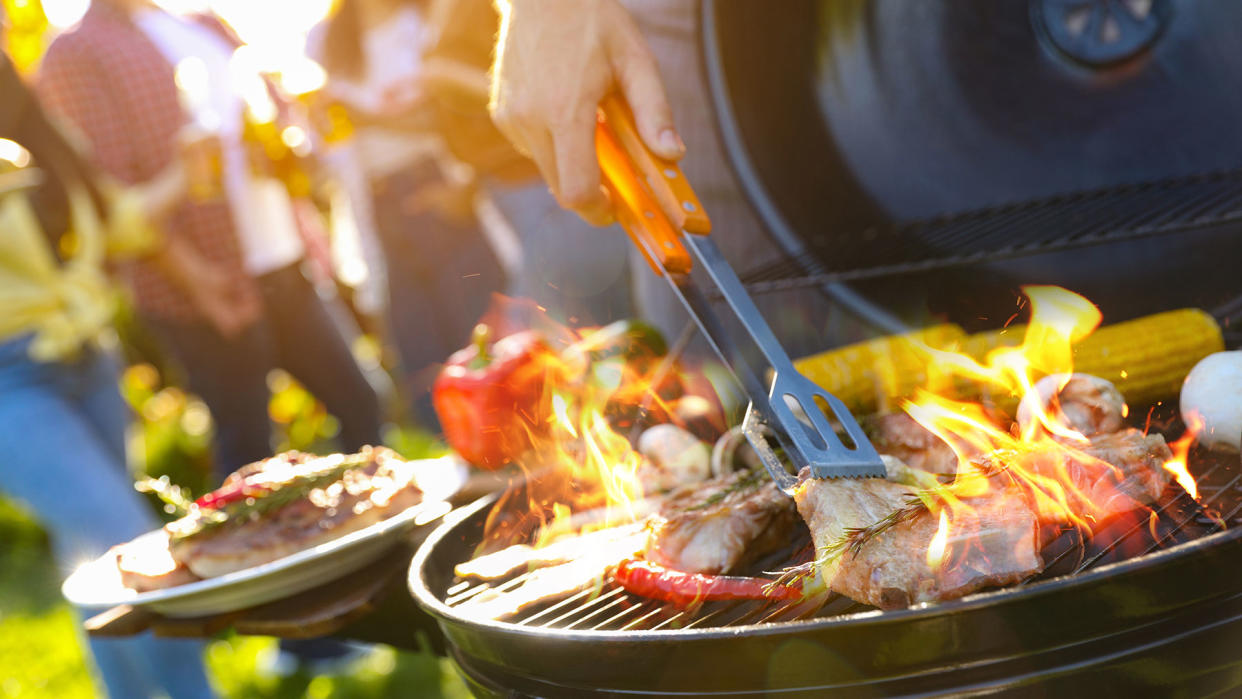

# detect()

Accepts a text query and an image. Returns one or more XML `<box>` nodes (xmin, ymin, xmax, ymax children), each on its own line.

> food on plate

<box><xmin>114</xmin><ymin>532</ymin><xmax>200</xmax><ymax>592</ymax></box>
<box><xmin>636</xmin><ymin>424</ymin><xmax>712</xmax><ymax>492</ymax></box>
<box><xmin>116</xmin><ymin>447</ymin><xmax>423</xmax><ymax>589</ymax></box>
<box><xmin>644</xmin><ymin>469</ymin><xmax>797</xmax><ymax>575</ymax></box>
<box><xmin>1180</xmin><ymin>351</ymin><xmax>1242</xmax><ymax>451</ymax></box>
<box><xmin>1017</xmin><ymin>373</ymin><xmax>1126</xmax><ymax>439</ymax></box>
<box><xmin>613</xmin><ymin>559</ymin><xmax>800</xmax><ymax>606</ymax></box>
<box><xmin>432</xmin><ymin>325</ymin><xmax>565</xmax><ymax>469</ymax></box>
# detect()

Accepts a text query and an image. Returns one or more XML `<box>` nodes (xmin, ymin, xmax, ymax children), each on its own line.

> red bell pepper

<box><xmin>194</xmin><ymin>480</ymin><xmax>263</xmax><ymax>510</ymax></box>
<box><xmin>433</xmin><ymin>324</ymin><xmax>561</xmax><ymax>470</ymax></box>
<box><xmin>613</xmin><ymin>559</ymin><xmax>801</xmax><ymax>606</ymax></box>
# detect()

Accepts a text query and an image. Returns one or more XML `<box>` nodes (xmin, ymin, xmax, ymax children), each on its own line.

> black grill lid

<box><xmin>702</xmin><ymin>0</ymin><xmax>1242</xmax><ymax>325</ymax></box>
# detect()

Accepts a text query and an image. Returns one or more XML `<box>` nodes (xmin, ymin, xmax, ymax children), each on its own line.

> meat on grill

<box><xmin>977</xmin><ymin>428</ymin><xmax>1172</xmax><ymax>526</ymax></box>
<box><xmin>827</xmin><ymin>480</ymin><xmax>1043</xmax><ymax>609</ymax></box>
<box><xmin>864</xmin><ymin>412</ymin><xmax>960</xmax><ymax>475</ymax></box>
<box><xmin>645</xmin><ymin>470</ymin><xmax>798</xmax><ymax>575</ymax></box>
<box><xmin>795</xmin><ymin>418</ymin><xmax>1172</xmax><ymax>609</ymax></box>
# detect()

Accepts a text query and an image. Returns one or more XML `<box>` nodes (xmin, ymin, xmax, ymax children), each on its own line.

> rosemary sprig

<box><xmin>684</xmin><ymin>469</ymin><xmax>768</xmax><ymax>511</ymax></box>
<box><xmin>134</xmin><ymin>475</ymin><xmax>194</xmax><ymax>517</ymax></box>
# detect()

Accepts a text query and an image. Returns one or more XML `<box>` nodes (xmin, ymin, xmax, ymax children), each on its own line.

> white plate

<box><xmin>62</xmin><ymin>455</ymin><xmax>468</xmax><ymax>618</ymax></box>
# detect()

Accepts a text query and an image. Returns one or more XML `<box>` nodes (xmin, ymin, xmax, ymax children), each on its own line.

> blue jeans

<box><xmin>0</xmin><ymin>336</ymin><xmax>214</xmax><ymax>698</ymax></box>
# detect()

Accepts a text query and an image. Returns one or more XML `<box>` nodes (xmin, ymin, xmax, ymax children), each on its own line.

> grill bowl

<box><xmin>410</xmin><ymin>471</ymin><xmax>1242</xmax><ymax>697</ymax></box>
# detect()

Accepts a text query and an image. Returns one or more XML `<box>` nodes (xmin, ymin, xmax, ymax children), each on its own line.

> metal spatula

<box><xmin>595</xmin><ymin>96</ymin><xmax>886</xmax><ymax>491</ymax></box>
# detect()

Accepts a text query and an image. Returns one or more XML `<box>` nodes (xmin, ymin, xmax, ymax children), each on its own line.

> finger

<box><xmin>523</xmin><ymin>127</ymin><xmax>561</xmax><ymax>200</ymax></box>
<box><xmin>609</xmin><ymin>28</ymin><xmax>683</xmax><ymax>161</ymax></box>
<box><xmin>552</xmin><ymin>114</ymin><xmax>614</xmax><ymax>226</ymax></box>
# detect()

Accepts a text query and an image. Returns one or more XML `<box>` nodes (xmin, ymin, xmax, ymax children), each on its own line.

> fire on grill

<box><xmin>441</xmin><ymin>286</ymin><xmax>1216</xmax><ymax>624</ymax></box>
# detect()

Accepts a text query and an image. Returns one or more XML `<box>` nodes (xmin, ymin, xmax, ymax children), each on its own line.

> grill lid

<box><xmin>701</xmin><ymin>0</ymin><xmax>1242</xmax><ymax>323</ymax></box>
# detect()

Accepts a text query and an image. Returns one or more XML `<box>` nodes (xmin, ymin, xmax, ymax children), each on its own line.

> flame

<box><xmin>476</xmin><ymin>299</ymin><xmax>720</xmax><ymax>553</ymax></box>
<box><xmin>1163</xmin><ymin>416</ymin><xmax>1201</xmax><ymax>501</ymax></box>
<box><xmin>926</xmin><ymin>510</ymin><xmax>950</xmax><ymax>569</ymax></box>
<box><xmin>906</xmin><ymin>286</ymin><xmax>1197</xmax><ymax>567</ymax></box>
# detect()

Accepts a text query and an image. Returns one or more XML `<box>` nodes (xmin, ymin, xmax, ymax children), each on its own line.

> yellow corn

<box><xmin>966</xmin><ymin>308</ymin><xmax>1223</xmax><ymax>408</ymax></box>
<box><xmin>792</xmin><ymin>324</ymin><xmax>967</xmax><ymax>415</ymax></box>
<box><xmin>795</xmin><ymin>309</ymin><xmax>1222</xmax><ymax>414</ymax></box>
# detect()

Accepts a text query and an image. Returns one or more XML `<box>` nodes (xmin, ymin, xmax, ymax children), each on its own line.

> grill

<box><xmin>701</xmin><ymin>0</ymin><xmax>1242</xmax><ymax>331</ymax></box>
<box><xmin>733</xmin><ymin>170</ymin><xmax>1242</xmax><ymax>294</ymax></box>
<box><xmin>407</xmin><ymin>0</ymin><xmax>1242</xmax><ymax>694</ymax></box>
<box><xmin>410</xmin><ymin>437</ymin><xmax>1242</xmax><ymax>696</ymax></box>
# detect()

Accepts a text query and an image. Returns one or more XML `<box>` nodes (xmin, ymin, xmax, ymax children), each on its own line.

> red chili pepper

<box><xmin>433</xmin><ymin>324</ymin><xmax>562</xmax><ymax>470</ymax></box>
<box><xmin>613</xmin><ymin>559</ymin><xmax>800</xmax><ymax>607</ymax></box>
<box><xmin>193</xmin><ymin>477</ymin><xmax>268</xmax><ymax>510</ymax></box>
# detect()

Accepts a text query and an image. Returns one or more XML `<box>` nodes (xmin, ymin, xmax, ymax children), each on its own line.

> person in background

<box><xmin>311</xmin><ymin>0</ymin><xmax>506</xmax><ymax>427</ymax></box>
<box><xmin>487</xmin><ymin>0</ymin><xmax>852</xmax><ymax>356</ymax></box>
<box><xmin>421</xmin><ymin>0</ymin><xmax>636</xmax><ymax>328</ymax></box>
<box><xmin>38</xmin><ymin>0</ymin><xmax>383</xmax><ymax>481</ymax></box>
<box><xmin>0</xmin><ymin>49</ymin><xmax>214</xmax><ymax>699</ymax></box>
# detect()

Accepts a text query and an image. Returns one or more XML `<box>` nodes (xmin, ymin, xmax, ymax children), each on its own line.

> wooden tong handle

<box><xmin>596</xmin><ymin>96</ymin><xmax>711</xmax><ymax>275</ymax></box>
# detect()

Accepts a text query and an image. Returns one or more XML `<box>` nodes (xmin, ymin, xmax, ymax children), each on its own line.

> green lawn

<box><xmin>0</xmin><ymin>497</ymin><xmax>471</xmax><ymax>699</ymax></box>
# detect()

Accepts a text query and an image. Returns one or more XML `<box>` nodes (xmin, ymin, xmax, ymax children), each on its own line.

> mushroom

<box><xmin>637</xmin><ymin>424</ymin><xmax>712</xmax><ymax>491</ymax></box>
<box><xmin>1180</xmin><ymin>351</ymin><xmax>1242</xmax><ymax>452</ymax></box>
<box><xmin>1017</xmin><ymin>373</ymin><xmax>1127</xmax><ymax>439</ymax></box>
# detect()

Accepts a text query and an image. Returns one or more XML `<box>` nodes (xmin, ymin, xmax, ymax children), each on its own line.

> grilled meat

<box><xmin>646</xmin><ymin>470</ymin><xmax>798</xmax><ymax>575</ymax></box>
<box><xmin>796</xmin><ymin>425</ymin><xmax>1171</xmax><ymax>610</ymax></box>
<box><xmin>974</xmin><ymin>427</ymin><xmax>1172</xmax><ymax>525</ymax></box>
<box><xmin>117</xmin><ymin>448</ymin><xmax>424</xmax><ymax>586</ymax></box>
<box><xmin>827</xmin><ymin>480</ymin><xmax>1043</xmax><ymax>609</ymax></box>
<box><xmin>115</xmin><ymin>532</ymin><xmax>201</xmax><ymax>592</ymax></box>
<box><xmin>865</xmin><ymin>412</ymin><xmax>959</xmax><ymax>475</ymax></box>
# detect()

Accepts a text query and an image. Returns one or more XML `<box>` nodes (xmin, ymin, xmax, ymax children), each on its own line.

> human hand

<box><xmin>489</xmin><ymin>0</ymin><xmax>684</xmax><ymax>226</ymax></box>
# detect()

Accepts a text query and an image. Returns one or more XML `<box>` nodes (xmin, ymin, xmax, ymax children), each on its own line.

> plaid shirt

<box><xmin>37</xmin><ymin>3</ymin><xmax>255</xmax><ymax>321</ymax></box>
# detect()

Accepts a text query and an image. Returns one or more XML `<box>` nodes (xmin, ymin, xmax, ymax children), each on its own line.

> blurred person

<box><xmin>487</xmin><ymin>0</ymin><xmax>853</xmax><ymax>355</ymax></box>
<box><xmin>38</xmin><ymin>0</ymin><xmax>383</xmax><ymax>481</ymax></box>
<box><xmin>0</xmin><ymin>49</ymin><xmax>215</xmax><ymax>698</ymax></box>
<box><xmin>311</xmin><ymin>0</ymin><xmax>508</xmax><ymax>427</ymax></box>
<box><xmin>421</xmin><ymin>0</ymin><xmax>636</xmax><ymax>327</ymax></box>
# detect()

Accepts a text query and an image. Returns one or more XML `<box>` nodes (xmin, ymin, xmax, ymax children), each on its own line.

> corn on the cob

<box><xmin>794</xmin><ymin>309</ymin><xmax>1223</xmax><ymax>415</ymax></box>
<box><xmin>792</xmin><ymin>324</ymin><xmax>967</xmax><ymax>415</ymax></box>
<box><xmin>967</xmin><ymin>309</ymin><xmax>1223</xmax><ymax>408</ymax></box>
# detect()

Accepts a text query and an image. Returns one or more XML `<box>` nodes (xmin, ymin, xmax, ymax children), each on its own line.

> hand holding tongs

<box><xmin>594</xmin><ymin>96</ymin><xmax>887</xmax><ymax>491</ymax></box>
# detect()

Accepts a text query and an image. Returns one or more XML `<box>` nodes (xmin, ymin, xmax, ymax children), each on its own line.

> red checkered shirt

<box><xmin>37</xmin><ymin>3</ymin><xmax>256</xmax><ymax>322</ymax></box>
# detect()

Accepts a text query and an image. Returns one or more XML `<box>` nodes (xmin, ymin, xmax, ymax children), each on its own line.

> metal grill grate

<box><xmin>735</xmin><ymin>170</ymin><xmax>1242</xmax><ymax>295</ymax></box>
<box><xmin>441</xmin><ymin>449</ymin><xmax>1239</xmax><ymax>633</ymax></box>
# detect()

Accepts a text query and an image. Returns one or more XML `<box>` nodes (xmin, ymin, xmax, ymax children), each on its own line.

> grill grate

<box><xmin>442</xmin><ymin>448</ymin><xmax>1237</xmax><ymax>633</ymax></box>
<box><xmin>735</xmin><ymin>170</ymin><xmax>1242</xmax><ymax>295</ymax></box>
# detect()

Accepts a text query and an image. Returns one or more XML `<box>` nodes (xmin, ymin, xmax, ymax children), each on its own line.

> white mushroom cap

<box><xmin>1180</xmin><ymin>351</ymin><xmax>1242</xmax><ymax>452</ymax></box>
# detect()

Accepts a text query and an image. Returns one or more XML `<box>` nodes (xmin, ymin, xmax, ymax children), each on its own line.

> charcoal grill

<box><xmin>410</xmin><ymin>442</ymin><xmax>1242</xmax><ymax>696</ymax></box>
<box><xmin>409</xmin><ymin>0</ymin><xmax>1242</xmax><ymax>694</ymax></box>
<box><xmin>702</xmin><ymin>0</ymin><xmax>1242</xmax><ymax>330</ymax></box>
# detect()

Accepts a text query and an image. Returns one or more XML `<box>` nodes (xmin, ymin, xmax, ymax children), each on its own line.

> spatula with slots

<box><xmin>594</xmin><ymin>96</ymin><xmax>886</xmax><ymax>492</ymax></box>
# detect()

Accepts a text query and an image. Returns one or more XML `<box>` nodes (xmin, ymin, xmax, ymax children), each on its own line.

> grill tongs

<box><xmin>595</xmin><ymin>97</ymin><xmax>886</xmax><ymax>492</ymax></box>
